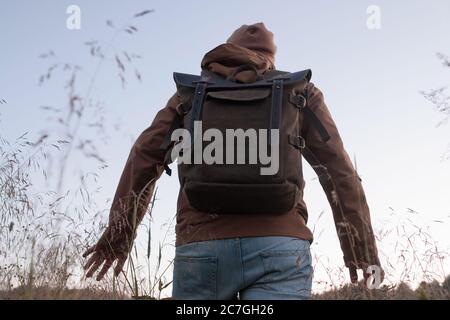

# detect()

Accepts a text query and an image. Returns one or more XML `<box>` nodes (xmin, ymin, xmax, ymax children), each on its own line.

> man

<box><xmin>83</xmin><ymin>23</ymin><xmax>383</xmax><ymax>300</ymax></box>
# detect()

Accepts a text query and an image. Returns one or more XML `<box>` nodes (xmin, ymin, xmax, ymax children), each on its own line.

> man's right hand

<box><xmin>82</xmin><ymin>229</ymin><xmax>131</xmax><ymax>281</ymax></box>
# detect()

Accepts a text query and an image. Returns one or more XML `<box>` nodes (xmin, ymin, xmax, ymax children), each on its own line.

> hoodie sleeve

<box><xmin>301</xmin><ymin>83</ymin><xmax>380</xmax><ymax>270</ymax></box>
<box><xmin>106</xmin><ymin>93</ymin><xmax>180</xmax><ymax>243</ymax></box>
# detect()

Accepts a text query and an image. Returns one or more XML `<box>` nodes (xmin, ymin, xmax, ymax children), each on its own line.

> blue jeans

<box><xmin>172</xmin><ymin>236</ymin><xmax>313</xmax><ymax>300</ymax></box>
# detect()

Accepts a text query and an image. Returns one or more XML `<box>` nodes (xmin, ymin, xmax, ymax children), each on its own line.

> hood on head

<box><xmin>226</xmin><ymin>22</ymin><xmax>277</xmax><ymax>66</ymax></box>
<box><xmin>201</xmin><ymin>23</ymin><xmax>277</xmax><ymax>83</ymax></box>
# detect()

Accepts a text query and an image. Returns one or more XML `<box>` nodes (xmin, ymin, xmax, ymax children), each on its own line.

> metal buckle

<box><xmin>176</xmin><ymin>103</ymin><xmax>189</xmax><ymax>116</ymax></box>
<box><xmin>289</xmin><ymin>94</ymin><xmax>306</xmax><ymax>109</ymax></box>
<box><xmin>289</xmin><ymin>135</ymin><xmax>306</xmax><ymax>149</ymax></box>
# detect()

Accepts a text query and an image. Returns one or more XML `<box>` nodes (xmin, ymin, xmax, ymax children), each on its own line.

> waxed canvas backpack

<box><xmin>161</xmin><ymin>66</ymin><xmax>329</xmax><ymax>215</ymax></box>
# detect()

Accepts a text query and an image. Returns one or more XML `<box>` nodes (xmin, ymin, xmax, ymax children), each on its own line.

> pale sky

<box><xmin>1</xmin><ymin>0</ymin><xmax>449</xmax><ymax>293</ymax></box>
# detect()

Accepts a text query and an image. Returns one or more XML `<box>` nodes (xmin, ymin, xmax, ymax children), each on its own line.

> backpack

<box><xmin>160</xmin><ymin>65</ymin><xmax>330</xmax><ymax>216</ymax></box>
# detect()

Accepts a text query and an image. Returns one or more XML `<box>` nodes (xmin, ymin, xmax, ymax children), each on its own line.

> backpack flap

<box><xmin>173</xmin><ymin>69</ymin><xmax>312</xmax><ymax>90</ymax></box>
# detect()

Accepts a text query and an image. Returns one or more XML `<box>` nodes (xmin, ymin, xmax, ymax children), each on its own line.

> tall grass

<box><xmin>0</xmin><ymin>9</ymin><xmax>175</xmax><ymax>300</ymax></box>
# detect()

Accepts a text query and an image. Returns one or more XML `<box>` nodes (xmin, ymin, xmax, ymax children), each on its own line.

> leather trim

<box><xmin>206</xmin><ymin>88</ymin><xmax>271</xmax><ymax>101</ymax></box>
<box><xmin>173</xmin><ymin>69</ymin><xmax>312</xmax><ymax>90</ymax></box>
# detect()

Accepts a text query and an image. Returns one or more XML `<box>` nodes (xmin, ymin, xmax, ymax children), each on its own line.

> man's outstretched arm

<box><xmin>83</xmin><ymin>93</ymin><xmax>180</xmax><ymax>280</ymax></box>
<box><xmin>302</xmin><ymin>83</ymin><xmax>383</xmax><ymax>284</ymax></box>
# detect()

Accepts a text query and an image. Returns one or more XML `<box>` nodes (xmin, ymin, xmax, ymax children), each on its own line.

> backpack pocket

<box><xmin>206</xmin><ymin>88</ymin><xmax>271</xmax><ymax>102</ymax></box>
<box><xmin>184</xmin><ymin>181</ymin><xmax>299</xmax><ymax>215</ymax></box>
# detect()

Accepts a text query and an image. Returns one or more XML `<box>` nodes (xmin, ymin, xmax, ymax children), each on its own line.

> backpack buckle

<box><xmin>288</xmin><ymin>135</ymin><xmax>306</xmax><ymax>149</ymax></box>
<box><xmin>176</xmin><ymin>103</ymin><xmax>190</xmax><ymax>115</ymax></box>
<box><xmin>289</xmin><ymin>94</ymin><xmax>307</xmax><ymax>109</ymax></box>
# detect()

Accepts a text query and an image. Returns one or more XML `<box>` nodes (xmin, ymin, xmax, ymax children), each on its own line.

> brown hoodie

<box><xmin>103</xmin><ymin>23</ymin><xmax>380</xmax><ymax>271</ymax></box>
